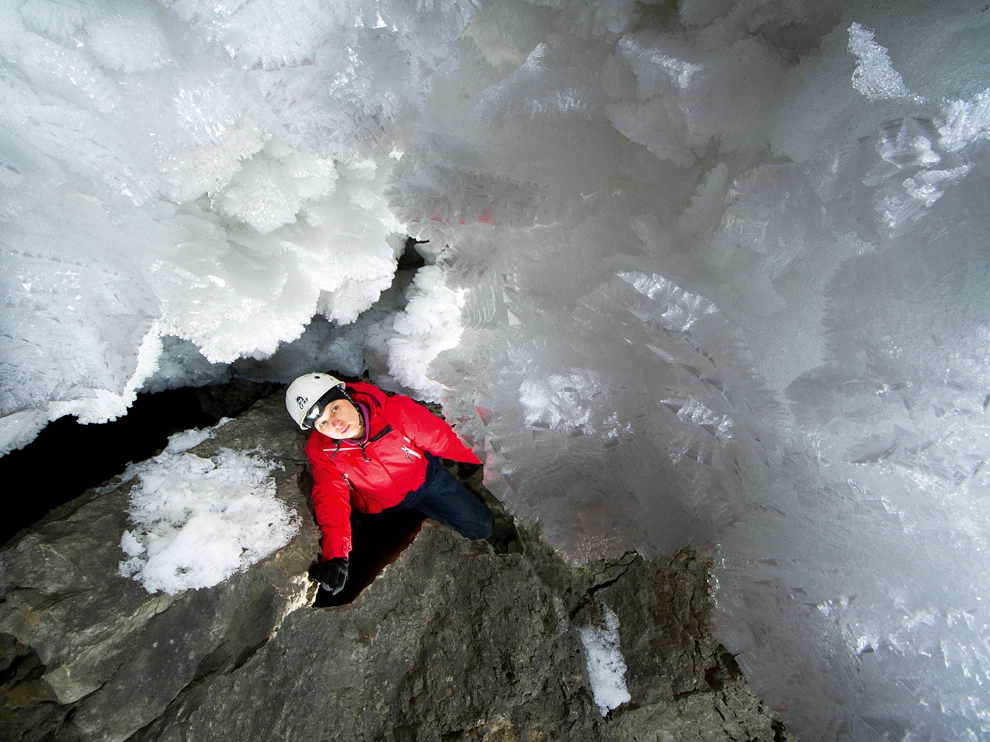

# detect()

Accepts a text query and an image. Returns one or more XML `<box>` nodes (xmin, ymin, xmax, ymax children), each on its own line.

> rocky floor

<box><xmin>0</xmin><ymin>392</ymin><xmax>785</xmax><ymax>741</ymax></box>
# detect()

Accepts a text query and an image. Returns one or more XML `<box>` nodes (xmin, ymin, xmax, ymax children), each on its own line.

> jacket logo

<box><xmin>296</xmin><ymin>395</ymin><xmax>308</xmax><ymax>409</ymax></box>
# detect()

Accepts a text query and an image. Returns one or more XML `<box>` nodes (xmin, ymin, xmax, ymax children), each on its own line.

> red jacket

<box><xmin>305</xmin><ymin>382</ymin><xmax>481</xmax><ymax>560</ymax></box>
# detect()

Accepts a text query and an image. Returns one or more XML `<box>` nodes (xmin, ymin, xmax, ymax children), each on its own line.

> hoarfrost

<box><xmin>579</xmin><ymin>605</ymin><xmax>630</xmax><ymax>717</ymax></box>
<box><xmin>118</xmin><ymin>427</ymin><xmax>298</xmax><ymax>595</ymax></box>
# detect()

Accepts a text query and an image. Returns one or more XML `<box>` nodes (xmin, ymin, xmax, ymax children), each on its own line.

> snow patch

<box><xmin>118</xmin><ymin>425</ymin><xmax>298</xmax><ymax>594</ymax></box>
<box><xmin>579</xmin><ymin>604</ymin><xmax>631</xmax><ymax>717</ymax></box>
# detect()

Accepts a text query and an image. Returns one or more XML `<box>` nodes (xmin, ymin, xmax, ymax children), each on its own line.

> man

<box><xmin>286</xmin><ymin>372</ymin><xmax>494</xmax><ymax>595</ymax></box>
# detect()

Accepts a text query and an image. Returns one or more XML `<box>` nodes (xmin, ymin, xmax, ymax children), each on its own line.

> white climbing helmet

<box><xmin>285</xmin><ymin>372</ymin><xmax>347</xmax><ymax>430</ymax></box>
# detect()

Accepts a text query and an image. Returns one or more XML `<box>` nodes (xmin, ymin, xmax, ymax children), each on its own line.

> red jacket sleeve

<box><xmin>388</xmin><ymin>394</ymin><xmax>482</xmax><ymax>465</ymax></box>
<box><xmin>306</xmin><ymin>437</ymin><xmax>354</xmax><ymax>561</ymax></box>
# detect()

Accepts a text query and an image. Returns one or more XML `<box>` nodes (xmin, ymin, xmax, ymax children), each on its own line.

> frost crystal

<box><xmin>579</xmin><ymin>606</ymin><xmax>630</xmax><ymax>717</ymax></box>
<box><xmin>118</xmin><ymin>429</ymin><xmax>298</xmax><ymax>594</ymax></box>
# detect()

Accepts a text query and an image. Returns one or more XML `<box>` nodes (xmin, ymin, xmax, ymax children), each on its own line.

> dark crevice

<box><xmin>713</xmin><ymin>691</ymin><xmax>728</xmax><ymax>722</ymax></box>
<box><xmin>705</xmin><ymin>646</ymin><xmax>744</xmax><ymax>692</ymax></box>
<box><xmin>0</xmin><ymin>381</ymin><xmax>278</xmax><ymax>548</ymax></box>
<box><xmin>231</xmin><ymin>639</ymin><xmax>268</xmax><ymax>674</ymax></box>
<box><xmin>704</xmin><ymin>663</ymin><xmax>725</xmax><ymax>692</ymax></box>
<box><xmin>313</xmin><ymin>509</ymin><xmax>427</xmax><ymax>608</ymax></box>
<box><xmin>0</xmin><ymin>634</ymin><xmax>47</xmax><ymax>690</ymax></box>
<box><xmin>398</xmin><ymin>236</ymin><xmax>428</xmax><ymax>271</ymax></box>
<box><xmin>568</xmin><ymin>553</ymin><xmax>638</xmax><ymax>620</ymax></box>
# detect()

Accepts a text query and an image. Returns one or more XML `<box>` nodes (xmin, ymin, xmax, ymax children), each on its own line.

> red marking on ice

<box><xmin>477</xmin><ymin>208</ymin><xmax>498</xmax><ymax>225</ymax></box>
<box><xmin>474</xmin><ymin>405</ymin><xmax>494</xmax><ymax>426</ymax></box>
<box><xmin>423</xmin><ymin>210</ymin><xmax>498</xmax><ymax>226</ymax></box>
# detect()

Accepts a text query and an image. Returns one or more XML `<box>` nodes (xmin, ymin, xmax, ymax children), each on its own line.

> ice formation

<box><xmin>118</xmin><ymin>423</ymin><xmax>299</xmax><ymax>595</ymax></box>
<box><xmin>579</xmin><ymin>604</ymin><xmax>631</xmax><ymax>717</ymax></box>
<box><xmin>2</xmin><ymin>0</ymin><xmax>990</xmax><ymax>736</ymax></box>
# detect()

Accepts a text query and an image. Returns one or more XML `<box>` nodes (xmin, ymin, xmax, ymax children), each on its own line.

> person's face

<box><xmin>313</xmin><ymin>398</ymin><xmax>362</xmax><ymax>439</ymax></box>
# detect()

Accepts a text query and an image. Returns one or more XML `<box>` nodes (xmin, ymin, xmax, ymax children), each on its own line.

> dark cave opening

<box><xmin>0</xmin><ymin>381</ymin><xmax>278</xmax><ymax>548</ymax></box>
<box><xmin>312</xmin><ymin>509</ymin><xmax>427</xmax><ymax>608</ymax></box>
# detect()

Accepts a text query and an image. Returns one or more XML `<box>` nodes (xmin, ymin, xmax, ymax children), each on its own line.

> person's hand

<box><xmin>309</xmin><ymin>558</ymin><xmax>349</xmax><ymax>595</ymax></box>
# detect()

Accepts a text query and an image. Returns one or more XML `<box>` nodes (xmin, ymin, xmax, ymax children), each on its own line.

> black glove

<box><xmin>309</xmin><ymin>558</ymin><xmax>348</xmax><ymax>595</ymax></box>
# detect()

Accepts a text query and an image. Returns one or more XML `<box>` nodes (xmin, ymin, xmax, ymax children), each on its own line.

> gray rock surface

<box><xmin>0</xmin><ymin>392</ymin><xmax>784</xmax><ymax>741</ymax></box>
<box><xmin>0</xmin><ymin>394</ymin><xmax>317</xmax><ymax>742</ymax></box>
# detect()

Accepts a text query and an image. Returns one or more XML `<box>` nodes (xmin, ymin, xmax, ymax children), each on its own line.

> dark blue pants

<box><xmin>390</xmin><ymin>453</ymin><xmax>494</xmax><ymax>540</ymax></box>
